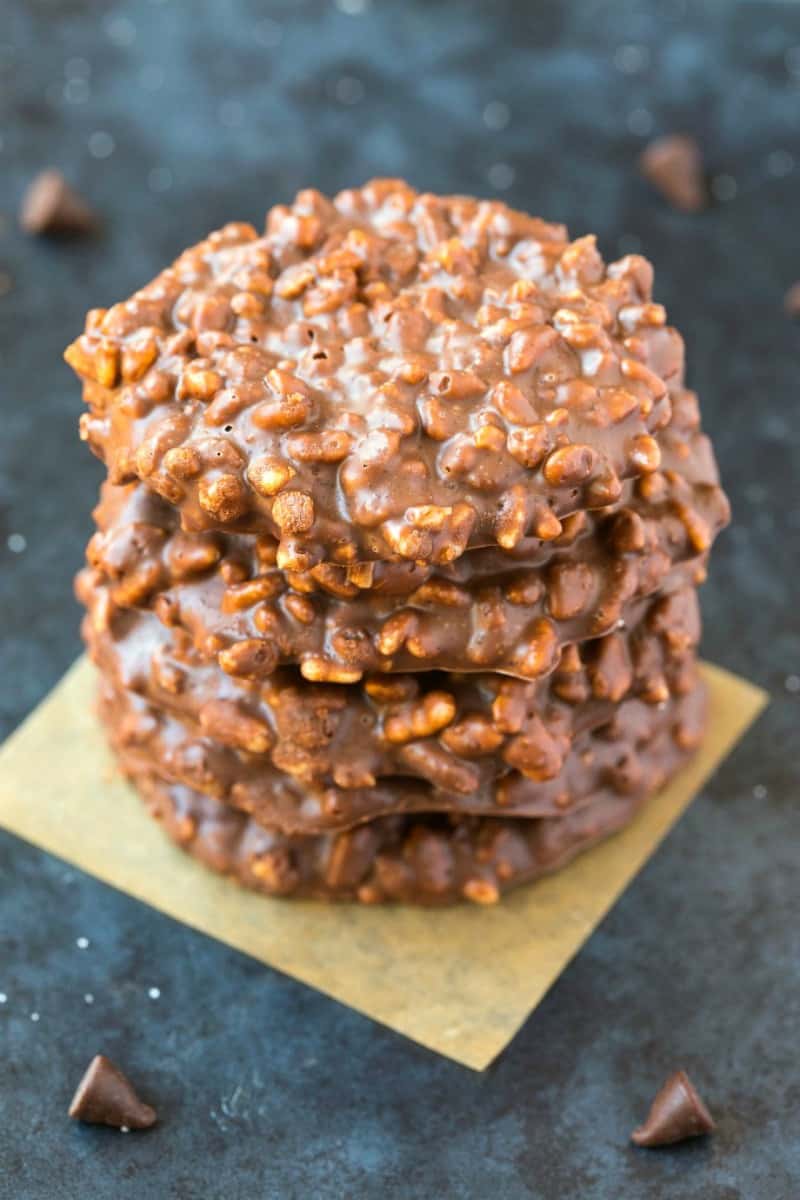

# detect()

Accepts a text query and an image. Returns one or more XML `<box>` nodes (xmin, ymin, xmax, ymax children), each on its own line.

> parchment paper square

<box><xmin>0</xmin><ymin>658</ymin><xmax>766</xmax><ymax>1070</ymax></box>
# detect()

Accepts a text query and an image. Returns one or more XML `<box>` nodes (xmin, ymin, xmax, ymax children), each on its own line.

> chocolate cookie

<box><xmin>69</xmin><ymin>179</ymin><xmax>728</xmax><ymax>907</ymax></box>
<box><xmin>85</xmin><ymin>582</ymin><xmax>703</xmax><ymax>833</ymax></box>
<box><xmin>77</xmin><ymin>411</ymin><xmax>723</xmax><ymax>683</ymax></box>
<box><xmin>120</xmin><ymin>703</ymin><xmax>701</xmax><ymax>905</ymax></box>
<box><xmin>96</xmin><ymin>640</ymin><xmax>705</xmax><ymax>835</ymax></box>
<box><xmin>68</xmin><ymin>181</ymin><xmax>705</xmax><ymax>572</ymax></box>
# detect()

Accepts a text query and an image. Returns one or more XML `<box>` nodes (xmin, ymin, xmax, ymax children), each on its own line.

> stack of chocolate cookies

<box><xmin>68</xmin><ymin>180</ymin><xmax>729</xmax><ymax>904</ymax></box>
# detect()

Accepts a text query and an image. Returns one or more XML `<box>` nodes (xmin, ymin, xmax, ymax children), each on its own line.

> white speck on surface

<box><xmin>219</xmin><ymin>99</ymin><xmax>245</xmax><ymax>128</ymax></box>
<box><xmin>785</xmin><ymin>674</ymin><xmax>800</xmax><ymax>694</ymax></box>
<box><xmin>120</xmin><ymin>1125</ymin><xmax>130</xmax><ymax>1133</ymax></box>
<box><xmin>220</xmin><ymin>1084</ymin><xmax>245</xmax><ymax>1118</ymax></box>
<box><xmin>627</xmin><ymin>107</ymin><xmax>653</xmax><ymax>136</ymax></box>
<box><xmin>148</xmin><ymin>166</ymin><xmax>173</xmax><ymax>193</ymax></box>
<box><xmin>614</xmin><ymin>43</ymin><xmax>650</xmax><ymax>74</ymax></box>
<box><xmin>482</xmin><ymin>100</ymin><xmax>510</xmax><ymax>131</ymax></box>
<box><xmin>104</xmin><ymin>15</ymin><xmax>136</xmax><ymax>46</ymax></box>
<box><xmin>7</xmin><ymin>533</ymin><xmax>26</xmax><ymax>553</ymax></box>
<box><xmin>84</xmin><ymin>993</ymin><xmax>94</xmax><ymax>1005</ymax></box>
<box><xmin>88</xmin><ymin>131</ymin><xmax>115</xmax><ymax>159</ymax></box>
<box><xmin>0</xmin><ymin>993</ymin><xmax>7</xmax><ymax>1004</ymax></box>
<box><xmin>335</xmin><ymin>0</ymin><xmax>371</xmax><ymax>13</ymax></box>
<box><xmin>487</xmin><ymin>162</ymin><xmax>515</xmax><ymax>190</ymax></box>
<box><xmin>711</xmin><ymin>174</ymin><xmax>737</xmax><ymax>201</ymax></box>
<box><xmin>63</xmin><ymin>78</ymin><xmax>90</xmax><ymax>104</ymax></box>
<box><xmin>148</xmin><ymin>987</ymin><xmax>161</xmax><ymax>1000</ymax></box>
<box><xmin>76</xmin><ymin>936</ymin><xmax>90</xmax><ymax>949</ymax></box>
<box><xmin>753</xmin><ymin>784</ymin><xmax>768</xmax><ymax>800</ymax></box>
<box><xmin>766</xmin><ymin>149</ymin><xmax>794</xmax><ymax>177</ymax></box>
<box><xmin>254</xmin><ymin>18</ymin><xmax>282</xmax><ymax>47</ymax></box>
<box><xmin>333</xmin><ymin>75</ymin><xmax>365</xmax><ymax>105</ymax></box>
<box><xmin>30</xmin><ymin>1012</ymin><xmax>40</xmax><ymax>1022</ymax></box>
<box><xmin>139</xmin><ymin>63</ymin><xmax>165</xmax><ymax>91</ymax></box>
<box><xmin>65</xmin><ymin>56</ymin><xmax>91</xmax><ymax>81</ymax></box>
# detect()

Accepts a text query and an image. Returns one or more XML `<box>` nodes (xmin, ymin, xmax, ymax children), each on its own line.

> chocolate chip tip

<box><xmin>20</xmin><ymin>169</ymin><xmax>96</xmax><ymax>238</ymax></box>
<box><xmin>69</xmin><ymin>1053</ymin><xmax>157</xmax><ymax>1130</ymax></box>
<box><xmin>639</xmin><ymin>135</ymin><xmax>707</xmax><ymax>213</ymax></box>
<box><xmin>631</xmin><ymin>1068</ymin><xmax>715</xmax><ymax>1147</ymax></box>
<box><xmin>783</xmin><ymin>281</ymin><xmax>800</xmax><ymax>318</ymax></box>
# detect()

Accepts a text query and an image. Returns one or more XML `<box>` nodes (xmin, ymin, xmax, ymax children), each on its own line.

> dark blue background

<box><xmin>1</xmin><ymin>2</ymin><xmax>798</xmax><ymax>1197</ymax></box>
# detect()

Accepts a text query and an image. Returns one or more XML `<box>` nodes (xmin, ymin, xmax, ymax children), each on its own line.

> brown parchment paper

<box><xmin>0</xmin><ymin>656</ymin><xmax>766</xmax><ymax>1070</ymax></box>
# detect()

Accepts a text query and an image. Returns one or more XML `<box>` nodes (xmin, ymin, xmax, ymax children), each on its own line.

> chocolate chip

<box><xmin>639</xmin><ymin>136</ymin><xmax>707</xmax><ymax>212</ymax></box>
<box><xmin>68</xmin><ymin>1054</ymin><xmax>157</xmax><ymax>1129</ymax></box>
<box><xmin>784</xmin><ymin>282</ymin><xmax>800</xmax><ymax>318</ymax></box>
<box><xmin>20</xmin><ymin>170</ymin><xmax>95</xmax><ymax>237</ymax></box>
<box><xmin>631</xmin><ymin>1069</ymin><xmax>715</xmax><ymax>1146</ymax></box>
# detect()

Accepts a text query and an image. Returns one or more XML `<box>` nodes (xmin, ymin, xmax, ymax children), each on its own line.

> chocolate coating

<box><xmin>77</xmin><ymin>396</ymin><xmax>724</xmax><ymax>682</ymax></box>
<box><xmin>98</xmin><ymin>647</ymin><xmax>706</xmax><ymax>836</ymax></box>
<box><xmin>67</xmin><ymin>180</ymin><xmax>706</xmax><ymax>571</ymax></box>
<box><xmin>69</xmin><ymin>181</ymin><xmax>727</xmax><ymax>906</ymax></box>
<box><xmin>86</xmin><ymin>582</ymin><xmax>704</xmax><ymax>834</ymax></box>
<box><xmin>117</xmin><ymin>708</ymin><xmax>699</xmax><ymax>905</ymax></box>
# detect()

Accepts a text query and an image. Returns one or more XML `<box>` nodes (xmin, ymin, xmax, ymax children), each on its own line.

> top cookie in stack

<box><xmin>68</xmin><ymin>180</ymin><xmax>729</xmax><ymax>904</ymax></box>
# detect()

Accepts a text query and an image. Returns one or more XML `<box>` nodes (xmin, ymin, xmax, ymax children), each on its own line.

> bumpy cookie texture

<box><xmin>119</xmin><ymin>691</ymin><xmax>701</xmax><ymax>905</ymax></box>
<box><xmin>70</xmin><ymin>181</ymin><xmax>728</xmax><ymax>904</ymax></box>
<box><xmin>101</xmin><ymin>670</ymin><xmax>705</xmax><ymax>837</ymax></box>
<box><xmin>77</xmin><ymin>385</ymin><xmax>725</xmax><ymax>684</ymax></box>
<box><xmin>85</xmin><ymin>580</ymin><xmax>703</xmax><ymax>833</ymax></box>
<box><xmin>67</xmin><ymin>180</ymin><xmax>698</xmax><ymax>571</ymax></box>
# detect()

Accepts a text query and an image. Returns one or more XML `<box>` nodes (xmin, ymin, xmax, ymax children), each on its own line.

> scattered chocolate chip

<box><xmin>68</xmin><ymin>1054</ymin><xmax>157</xmax><ymax>1129</ymax></box>
<box><xmin>631</xmin><ymin>1069</ymin><xmax>715</xmax><ymax>1147</ymax></box>
<box><xmin>784</xmin><ymin>282</ymin><xmax>800</xmax><ymax>318</ymax></box>
<box><xmin>20</xmin><ymin>170</ymin><xmax>95</xmax><ymax>237</ymax></box>
<box><xmin>639</xmin><ymin>135</ymin><xmax>707</xmax><ymax>212</ymax></box>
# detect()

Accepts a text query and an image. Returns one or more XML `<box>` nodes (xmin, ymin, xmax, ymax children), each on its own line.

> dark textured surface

<box><xmin>0</xmin><ymin>2</ymin><xmax>797</xmax><ymax>1196</ymax></box>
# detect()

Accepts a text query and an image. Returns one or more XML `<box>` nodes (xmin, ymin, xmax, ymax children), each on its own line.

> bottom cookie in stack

<box><xmin>92</xmin><ymin>641</ymin><xmax>707</xmax><ymax>905</ymax></box>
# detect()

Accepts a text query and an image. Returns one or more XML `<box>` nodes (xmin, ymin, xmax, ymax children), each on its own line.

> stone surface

<box><xmin>0</xmin><ymin>1</ymin><xmax>797</xmax><ymax>1196</ymax></box>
